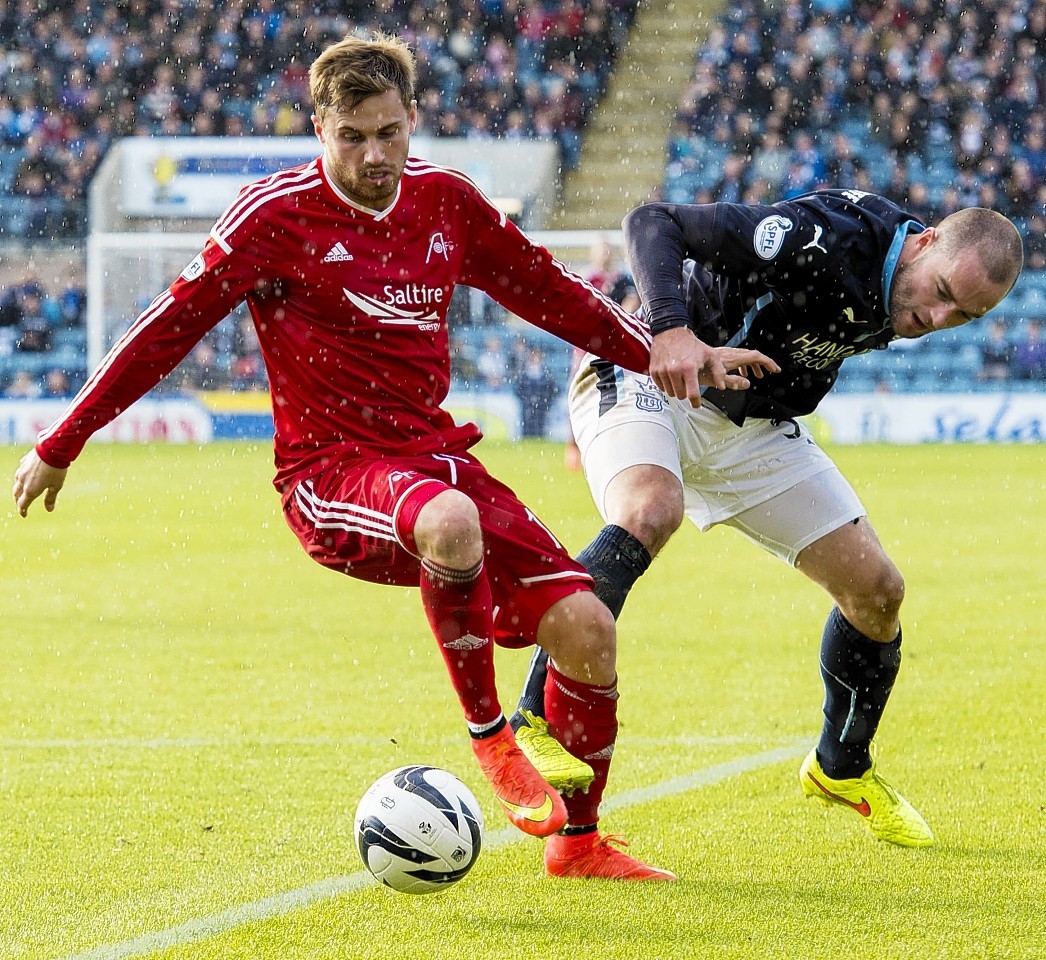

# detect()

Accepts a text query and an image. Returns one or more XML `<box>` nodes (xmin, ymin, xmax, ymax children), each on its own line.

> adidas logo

<box><xmin>584</xmin><ymin>746</ymin><xmax>615</xmax><ymax>761</ymax></box>
<box><xmin>442</xmin><ymin>633</ymin><xmax>488</xmax><ymax>651</ymax></box>
<box><xmin>322</xmin><ymin>242</ymin><xmax>354</xmax><ymax>263</ymax></box>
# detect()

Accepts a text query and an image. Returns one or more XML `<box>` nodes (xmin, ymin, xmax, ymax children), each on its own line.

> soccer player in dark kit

<box><xmin>12</xmin><ymin>32</ymin><xmax>776</xmax><ymax>881</ymax></box>
<box><xmin>510</xmin><ymin>189</ymin><xmax>1023</xmax><ymax>848</ymax></box>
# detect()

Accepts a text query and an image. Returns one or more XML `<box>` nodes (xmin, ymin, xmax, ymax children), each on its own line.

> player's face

<box><xmin>889</xmin><ymin>230</ymin><xmax>1011</xmax><ymax>339</ymax></box>
<box><xmin>313</xmin><ymin>89</ymin><xmax>416</xmax><ymax>210</ymax></box>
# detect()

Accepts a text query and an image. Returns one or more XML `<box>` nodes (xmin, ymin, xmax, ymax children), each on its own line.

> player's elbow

<box><xmin>622</xmin><ymin>203</ymin><xmax>666</xmax><ymax>241</ymax></box>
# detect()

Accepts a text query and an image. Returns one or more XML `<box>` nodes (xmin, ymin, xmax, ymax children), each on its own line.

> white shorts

<box><xmin>568</xmin><ymin>355</ymin><xmax>866</xmax><ymax>565</ymax></box>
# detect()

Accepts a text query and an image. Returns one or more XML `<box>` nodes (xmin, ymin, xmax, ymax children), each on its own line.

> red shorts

<box><xmin>283</xmin><ymin>451</ymin><xmax>592</xmax><ymax>647</ymax></box>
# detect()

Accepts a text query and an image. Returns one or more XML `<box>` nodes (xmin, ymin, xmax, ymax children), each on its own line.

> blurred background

<box><xmin>1</xmin><ymin>0</ymin><xmax>1044</xmax><ymax>441</ymax></box>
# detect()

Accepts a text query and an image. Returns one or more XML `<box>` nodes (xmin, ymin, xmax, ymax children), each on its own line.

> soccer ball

<box><xmin>354</xmin><ymin>765</ymin><xmax>484</xmax><ymax>895</ymax></box>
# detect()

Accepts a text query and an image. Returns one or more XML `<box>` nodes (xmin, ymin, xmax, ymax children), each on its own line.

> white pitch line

<box><xmin>57</xmin><ymin>743</ymin><xmax>808</xmax><ymax>960</ymax></box>
<box><xmin>0</xmin><ymin>736</ymin><xmax>396</xmax><ymax>750</ymax></box>
<box><xmin>3</xmin><ymin>734</ymin><xmax>782</xmax><ymax>750</ymax></box>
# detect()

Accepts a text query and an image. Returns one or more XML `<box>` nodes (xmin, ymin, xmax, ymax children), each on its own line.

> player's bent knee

<box><xmin>839</xmin><ymin>561</ymin><xmax>906</xmax><ymax>639</ymax></box>
<box><xmin>604</xmin><ymin>465</ymin><xmax>683</xmax><ymax>554</ymax></box>
<box><xmin>852</xmin><ymin>558</ymin><xmax>905</xmax><ymax>612</ymax></box>
<box><xmin>413</xmin><ymin>489</ymin><xmax>483</xmax><ymax>566</ymax></box>
<box><xmin>873</xmin><ymin>562</ymin><xmax>906</xmax><ymax>614</ymax></box>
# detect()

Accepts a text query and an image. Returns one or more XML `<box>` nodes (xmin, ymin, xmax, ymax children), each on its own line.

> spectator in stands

<box><xmin>1017</xmin><ymin>125</ymin><xmax>1046</xmax><ymax>181</ymax></box>
<box><xmin>749</xmin><ymin>129</ymin><xmax>790</xmax><ymax>190</ymax></box>
<box><xmin>57</xmin><ymin>281</ymin><xmax>86</xmax><ymax>327</ymax></box>
<box><xmin>824</xmin><ymin>132</ymin><xmax>865</xmax><ymax>187</ymax></box>
<box><xmin>1024</xmin><ymin>213</ymin><xmax>1046</xmax><ymax>272</ymax></box>
<box><xmin>506</xmin><ymin>332</ymin><xmax>529</xmax><ymax>387</ymax></box>
<box><xmin>954</xmin><ymin>168</ymin><xmax>982</xmax><ymax>209</ymax></box>
<box><xmin>43</xmin><ymin>368</ymin><xmax>72</xmax><ymax>398</ymax></box>
<box><xmin>782</xmin><ymin>131</ymin><xmax>826</xmax><ymax>198</ymax></box>
<box><xmin>1002</xmin><ymin>158</ymin><xmax>1039</xmax><ymax>218</ymax></box>
<box><xmin>1013</xmin><ymin>318</ymin><xmax>1046</xmax><ymax>381</ymax></box>
<box><xmin>15</xmin><ymin>290</ymin><xmax>52</xmax><ymax>353</ymax></box>
<box><xmin>3</xmin><ymin>370</ymin><xmax>42</xmax><ymax>399</ymax></box>
<box><xmin>230</xmin><ymin>312</ymin><xmax>265</xmax><ymax>391</ymax></box>
<box><xmin>177</xmin><ymin>339</ymin><xmax>224</xmax><ymax>391</ymax></box>
<box><xmin>581</xmin><ymin>235</ymin><xmax>627</xmax><ymax>297</ymax></box>
<box><xmin>904</xmin><ymin>181</ymin><xmax>934</xmax><ymax>225</ymax></box>
<box><xmin>936</xmin><ymin>186</ymin><xmax>964</xmax><ymax>221</ymax></box>
<box><xmin>0</xmin><ymin>285</ymin><xmax>21</xmax><ymax>334</ymax></box>
<box><xmin>476</xmin><ymin>334</ymin><xmax>510</xmax><ymax>391</ymax></box>
<box><xmin>711</xmin><ymin>152</ymin><xmax>748</xmax><ymax>203</ymax></box>
<box><xmin>11</xmin><ymin>132</ymin><xmax>57</xmax><ymax>238</ymax></box>
<box><xmin>11</xmin><ymin>133</ymin><xmax>58</xmax><ymax>193</ymax></box>
<box><xmin>515</xmin><ymin>345</ymin><xmax>559</xmax><ymax>438</ymax></box>
<box><xmin>978</xmin><ymin>319</ymin><xmax>1014</xmax><ymax>383</ymax></box>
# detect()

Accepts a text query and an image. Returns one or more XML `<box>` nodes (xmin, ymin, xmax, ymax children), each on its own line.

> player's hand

<box><xmin>12</xmin><ymin>449</ymin><xmax>67</xmax><ymax>517</ymax></box>
<box><xmin>649</xmin><ymin>328</ymin><xmax>779</xmax><ymax>407</ymax></box>
<box><xmin>714</xmin><ymin>346</ymin><xmax>781</xmax><ymax>386</ymax></box>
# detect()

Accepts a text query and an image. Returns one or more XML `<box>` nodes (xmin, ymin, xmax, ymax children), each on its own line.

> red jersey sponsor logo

<box><xmin>343</xmin><ymin>285</ymin><xmax>445</xmax><ymax>331</ymax></box>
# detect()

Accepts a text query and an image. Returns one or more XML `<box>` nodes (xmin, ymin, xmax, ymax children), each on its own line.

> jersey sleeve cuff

<box><xmin>649</xmin><ymin>316</ymin><xmax>691</xmax><ymax>336</ymax></box>
<box><xmin>35</xmin><ymin>445</ymin><xmax>72</xmax><ymax>470</ymax></box>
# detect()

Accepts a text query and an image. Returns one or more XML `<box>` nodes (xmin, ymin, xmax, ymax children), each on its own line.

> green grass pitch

<box><xmin>2</xmin><ymin>439</ymin><xmax>1044</xmax><ymax>959</ymax></box>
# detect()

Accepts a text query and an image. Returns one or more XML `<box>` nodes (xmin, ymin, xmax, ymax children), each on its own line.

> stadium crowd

<box><xmin>0</xmin><ymin>0</ymin><xmax>636</xmax><ymax>240</ymax></box>
<box><xmin>664</xmin><ymin>0</ymin><xmax>1046</xmax><ymax>224</ymax></box>
<box><xmin>659</xmin><ymin>0</ymin><xmax>1046</xmax><ymax>395</ymax></box>
<box><xmin>1</xmin><ymin>0</ymin><xmax>1045</xmax><ymax>404</ymax></box>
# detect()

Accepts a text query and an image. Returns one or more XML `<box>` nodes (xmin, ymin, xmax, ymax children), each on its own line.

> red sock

<box><xmin>545</xmin><ymin>663</ymin><xmax>618</xmax><ymax>826</ymax></box>
<box><xmin>419</xmin><ymin>558</ymin><xmax>502</xmax><ymax>728</ymax></box>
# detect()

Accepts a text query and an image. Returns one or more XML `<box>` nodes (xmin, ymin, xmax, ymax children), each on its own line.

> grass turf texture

<box><xmin>2</xmin><ymin>439</ymin><xmax>1043</xmax><ymax>960</ymax></box>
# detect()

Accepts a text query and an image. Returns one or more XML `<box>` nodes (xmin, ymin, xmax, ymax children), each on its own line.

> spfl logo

<box><xmin>179</xmin><ymin>252</ymin><xmax>206</xmax><ymax>282</ymax></box>
<box><xmin>426</xmin><ymin>232</ymin><xmax>452</xmax><ymax>263</ymax></box>
<box><xmin>753</xmin><ymin>215</ymin><xmax>794</xmax><ymax>260</ymax></box>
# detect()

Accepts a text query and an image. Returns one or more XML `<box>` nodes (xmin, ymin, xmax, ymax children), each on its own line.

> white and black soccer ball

<box><xmin>354</xmin><ymin>765</ymin><xmax>484</xmax><ymax>895</ymax></box>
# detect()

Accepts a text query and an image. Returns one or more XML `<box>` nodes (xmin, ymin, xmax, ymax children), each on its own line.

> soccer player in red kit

<box><xmin>13</xmin><ymin>33</ymin><xmax>771</xmax><ymax>880</ymax></box>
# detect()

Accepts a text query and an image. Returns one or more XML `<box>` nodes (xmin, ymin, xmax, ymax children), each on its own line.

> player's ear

<box><xmin>915</xmin><ymin>226</ymin><xmax>937</xmax><ymax>251</ymax></box>
<box><xmin>408</xmin><ymin>100</ymin><xmax>418</xmax><ymax>134</ymax></box>
<box><xmin>312</xmin><ymin>113</ymin><xmax>326</xmax><ymax>144</ymax></box>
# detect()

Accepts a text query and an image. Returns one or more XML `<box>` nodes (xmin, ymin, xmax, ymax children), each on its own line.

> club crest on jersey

<box><xmin>754</xmin><ymin>215</ymin><xmax>793</xmax><ymax>260</ymax></box>
<box><xmin>343</xmin><ymin>286</ymin><xmax>444</xmax><ymax>332</ymax></box>
<box><xmin>635</xmin><ymin>378</ymin><xmax>665</xmax><ymax>412</ymax></box>
<box><xmin>425</xmin><ymin>231</ymin><xmax>453</xmax><ymax>263</ymax></box>
<box><xmin>386</xmin><ymin>470</ymin><xmax>416</xmax><ymax>492</ymax></box>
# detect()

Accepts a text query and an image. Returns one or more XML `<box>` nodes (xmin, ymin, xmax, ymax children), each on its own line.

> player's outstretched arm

<box><xmin>650</xmin><ymin>327</ymin><xmax>779</xmax><ymax>405</ymax></box>
<box><xmin>13</xmin><ymin>449</ymin><xmax>67</xmax><ymax>517</ymax></box>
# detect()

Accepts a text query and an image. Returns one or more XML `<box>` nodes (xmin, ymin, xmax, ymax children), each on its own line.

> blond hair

<box><xmin>309</xmin><ymin>32</ymin><xmax>416</xmax><ymax>116</ymax></box>
<box><xmin>936</xmin><ymin>207</ymin><xmax>1025</xmax><ymax>293</ymax></box>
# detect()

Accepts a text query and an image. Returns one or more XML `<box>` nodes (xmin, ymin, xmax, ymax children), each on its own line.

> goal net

<box><xmin>85</xmin><ymin>229</ymin><xmax>626</xmax><ymax>377</ymax></box>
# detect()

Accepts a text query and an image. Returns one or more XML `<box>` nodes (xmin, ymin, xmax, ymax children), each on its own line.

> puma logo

<box><xmin>801</xmin><ymin>225</ymin><xmax>828</xmax><ymax>255</ymax></box>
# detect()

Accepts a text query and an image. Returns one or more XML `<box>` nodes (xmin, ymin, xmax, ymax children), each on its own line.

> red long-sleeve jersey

<box><xmin>37</xmin><ymin>156</ymin><xmax>650</xmax><ymax>495</ymax></box>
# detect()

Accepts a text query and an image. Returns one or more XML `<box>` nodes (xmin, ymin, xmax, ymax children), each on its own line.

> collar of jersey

<box><xmin>319</xmin><ymin>155</ymin><xmax>401</xmax><ymax>220</ymax></box>
<box><xmin>881</xmin><ymin>219</ymin><xmax>926</xmax><ymax>309</ymax></box>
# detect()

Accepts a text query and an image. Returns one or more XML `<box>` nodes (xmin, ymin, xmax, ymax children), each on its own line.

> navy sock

<box><xmin>509</xmin><ymin>524</ymin><xmax>651</xmax><ymax>729</ymax></box>
<box><xmin>509</xmin><ymin>646</ymin><xmax>549</xmax><ymax>730</ymax></box>
<box><xmin>816</xmin><ymin>606</ymin><xmax>902</xmax><ymax>779</ymax></box>
<box><xmin>577</xmin><ymin>524</ymin><xmax>652</xmax><ymax>619</ymax></box>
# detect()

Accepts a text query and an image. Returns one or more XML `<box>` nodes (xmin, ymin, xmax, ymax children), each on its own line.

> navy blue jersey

<box><xmin>624</xmin><ymin>189</ymin><xmax>926</xmax><ymax>422</ymax></box>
